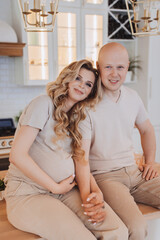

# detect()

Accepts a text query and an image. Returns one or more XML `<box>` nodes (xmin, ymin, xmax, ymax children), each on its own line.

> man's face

<box><xmin>97</xmin><ymin>47</ymin><xmax>129</xmax><ymax>93</ymax></box>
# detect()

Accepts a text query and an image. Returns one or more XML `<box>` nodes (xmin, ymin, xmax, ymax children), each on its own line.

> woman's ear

<box><xmin>96</xmin><ymin>61</ymin><xmax>99</xmax><ymax>70</ymax></box>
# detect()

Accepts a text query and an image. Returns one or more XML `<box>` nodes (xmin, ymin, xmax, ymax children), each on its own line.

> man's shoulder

<box><xmin>122</xmin><ymin>85</ymin><xmax>139</xmax><ymax>98</ymax></box>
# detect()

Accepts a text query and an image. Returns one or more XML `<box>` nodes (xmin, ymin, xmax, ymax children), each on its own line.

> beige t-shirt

<box><xmin>79</xmin><ymin>86</ymin><xmax>148</xmax><ymax>174</ymax></box>
<box><xmin>6</xmin><ymin>95</ymin><xmax>75</xmax><ymax>190</ymax></box>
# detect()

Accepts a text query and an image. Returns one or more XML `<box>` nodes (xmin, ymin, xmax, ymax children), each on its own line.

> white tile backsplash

<box><xmin>0</xmin><ymin>56</ymin><xmax>45</xmax><ymax>124</ymax></box>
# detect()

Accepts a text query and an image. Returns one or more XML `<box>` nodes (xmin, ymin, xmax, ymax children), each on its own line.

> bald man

<box><xmin>80</xmin><ymin>42</ymin><xmax>160</xmax><ymax>240</ymax></box>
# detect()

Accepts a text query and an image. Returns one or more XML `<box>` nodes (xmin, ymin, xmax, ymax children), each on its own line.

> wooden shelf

<box><xmin>0</xmin><ymin>42</ymin><xmax>26</xmax><ymax>57</ymax></box>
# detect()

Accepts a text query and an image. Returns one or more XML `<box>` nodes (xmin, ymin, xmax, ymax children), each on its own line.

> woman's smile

<box><xmin>74</xmin><ymin>88</ymin><xmax>84</xmax><ymax>95</ymax></box>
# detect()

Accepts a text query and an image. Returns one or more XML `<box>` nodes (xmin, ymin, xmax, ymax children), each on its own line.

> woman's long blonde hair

<box><xmin>46</xmin><ymin>59</ymin><xmax>101</xmax><ymax>164</ymax></box>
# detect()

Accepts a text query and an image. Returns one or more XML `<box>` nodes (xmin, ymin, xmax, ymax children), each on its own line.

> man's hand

<box><xmin>82</xmin><ymin>192</ymin><xmax>106</xmax><ymax>224</ymax></box>
<box><xmin>139</xmin><ymin>163</ymin><xmax>159</xmax><ymax>181</ymax></box>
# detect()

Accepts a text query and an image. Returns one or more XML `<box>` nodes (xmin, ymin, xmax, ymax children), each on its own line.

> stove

<box><xmin>0</xmin><ymin>118</ymin><xmax>16</xmax><ymax>152</ymax></box>
<box><xmin>0</xmin><ymin>118</ymin><xmax>16</xmax><ymax>170</ymax></box>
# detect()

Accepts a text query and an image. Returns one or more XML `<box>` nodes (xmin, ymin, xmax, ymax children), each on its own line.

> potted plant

<box><xmin>126</xmin><ymin>56</ymin><xmax>142</xmax><ymax>83</ymax></box>
<box><xmin>15</xmin><ymin>110</ymin><xmax>22</xmax><ymax>125</ymax></box>
<box><xmin>0</xmin><ymin>178</ymin><xmax>6</xmax><ymax>200</ymax></box>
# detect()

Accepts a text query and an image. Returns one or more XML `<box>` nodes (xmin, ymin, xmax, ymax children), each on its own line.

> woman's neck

<box><xmin>62</xmin><ymin>99</ymin><xmax>76</xmax><ymax>112</ymax></box>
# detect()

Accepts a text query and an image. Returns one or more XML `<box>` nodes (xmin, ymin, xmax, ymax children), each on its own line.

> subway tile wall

<box><xmin>0</xmin><ymin>56</ymin><xmax>45</xmax><ymax>124</ymax></box>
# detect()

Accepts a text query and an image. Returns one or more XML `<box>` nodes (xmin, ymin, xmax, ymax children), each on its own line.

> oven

<box><xmin>0</xmin><ymin>118</ymin><xmax>16</xmax><ymax>170</ymax></box>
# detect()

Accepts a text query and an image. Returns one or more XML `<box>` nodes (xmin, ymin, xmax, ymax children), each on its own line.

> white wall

<box><xmin>0</xmin><ymin>56</ymin><xmax>45</xmax><ymax>121</ymax></box>
<box><xmin>0</xmin><ymin>0</ymin><xmax>45</xmax><ymax>123</ymax></box>
<box><xmin>0</xmin><ymin>0</ymin><xmax>12</xmax><ymax>26</ymax></box>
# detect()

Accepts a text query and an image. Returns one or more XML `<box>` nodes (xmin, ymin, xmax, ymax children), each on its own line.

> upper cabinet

<box><xmin>27</xmin><ymin>32</ymin><xmax>49</xmax><ymax>84</ymax></box>
<box><xmin>57</xmin><ymin>11</ymin><xmax>77</xmax><ymax>73</ymax></box>
<box><xmin>107</xmin><ymin>0</ymin><xmax>137</xmax><ymax>61</ymax></box>
<box><xmin>12</xmin><ymin>0</ymin><xmax>137</xmax><ymax>85</ymax></box>
<box><xmin>108</xmin><ymin>0</ymin><xmax>134</xmax><ymax>40</ymax></box>
<box><xmin>57</xmin><ymin>0</ymin><xmax>107</xmax><ymax>70</ymax></box>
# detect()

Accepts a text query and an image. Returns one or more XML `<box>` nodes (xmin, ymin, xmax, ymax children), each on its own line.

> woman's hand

<box><xmin>53</xmin><ymin>174</ymin><xmax>76</xmax><ymax>194</ymax></box>
<box><xmin>86</xmin><ymin>191</ymin><xmax>104</xmax><ymax>205</ymax></box>
<box><xmin>82</xmin><ymin>191</ymin><xmax>106</xmax><ymax>224</ymax></box>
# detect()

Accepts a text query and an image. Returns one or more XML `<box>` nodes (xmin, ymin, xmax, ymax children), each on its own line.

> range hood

<box><xmin>0</xmin><ymin>21</ymin><xmax>25</xmax><ymax>57</ymax></box>
<box><xmin>0</xmin><ymin>42</ymin><xmax>25</xmax><ymax>57</ymax></box>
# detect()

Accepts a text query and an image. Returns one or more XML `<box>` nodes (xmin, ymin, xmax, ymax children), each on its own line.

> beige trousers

<box><xmin>94</xmin><ymin>165</ymin><xmax>160</xmax><ymax>240</ymax></box>
<box><xmin>5</xmin><ymin>182</ymin><xmax>128</xmax><ymax>240</ymax></box>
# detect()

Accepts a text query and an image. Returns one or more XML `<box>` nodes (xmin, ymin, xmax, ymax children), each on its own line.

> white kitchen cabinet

<box><xmin>108</xmin><ymin>0</ymin><xmax>138</xmax><ymax>84</ymax></box>
<box><xmin>12</xmin><ymin>0</ymin><xmax>137</xmax><ymax>85</ymax></box>
<box><xmin>57</xmin><ymin>0</ymin><xmax>107</xmax><ymax>71</ymax></box>
<box><xmin>12</xmin><ymin>0</ymin><xmax>55</xmax><ymax>86</ymax></box>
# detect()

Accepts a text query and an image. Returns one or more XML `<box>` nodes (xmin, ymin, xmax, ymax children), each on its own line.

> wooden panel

<box><xmin>0</xmin><ymin>170</ymin><xmax>7</xmax><ymax>178</ymax></box>
<box><xmin>137</xmin><ymin>203</ymin><xmax>160</xmax><ymax>220</ymax></box>
<box><xmin>0</xmin><ymin>42</ymin><xmax>26</xmax><ymax>57</ymax></box>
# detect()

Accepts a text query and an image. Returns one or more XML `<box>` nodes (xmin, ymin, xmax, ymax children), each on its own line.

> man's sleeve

<box><xmin>78</xmin><ymin>110</ymin><xmax>92</xmax><ymax>140</ymax></box>
<box><xmin>135</xmin><ymin>93</ymin><xmax>149</xmax><ymax>125</ymax></box>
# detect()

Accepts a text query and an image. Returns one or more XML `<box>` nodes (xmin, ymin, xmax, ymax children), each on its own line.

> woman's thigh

<box><xmin>6</xmin><ymin>193</ymin><xmax>96</xmax><ymax>240</ymax></box>
<box><xmin>61</xmin><ymin>187</ymin><xmax>128</xmax><ymax>240</ymax></box>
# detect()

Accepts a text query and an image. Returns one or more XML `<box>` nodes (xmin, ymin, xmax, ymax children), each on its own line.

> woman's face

<box><xmin>68</xmin><ymin>67</ymin><xmax>95</xmax><ymax>104</ymax></box>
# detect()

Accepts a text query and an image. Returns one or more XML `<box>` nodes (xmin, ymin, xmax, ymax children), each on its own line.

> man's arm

<box><xmin>136</xmin><ymin>119</ymin><xmax>159</xmax><ymax>180</ymax></box>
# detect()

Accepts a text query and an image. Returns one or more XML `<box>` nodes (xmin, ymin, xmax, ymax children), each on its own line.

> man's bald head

<box><xmin>96</xmin><ymin>42</ymin><xmax>129</xmax><ymax>93</ymax></box>
<box><xmin>98</xmin><ymin>42</ymin><xmax>129</xmax><ymax>67</ymax></box>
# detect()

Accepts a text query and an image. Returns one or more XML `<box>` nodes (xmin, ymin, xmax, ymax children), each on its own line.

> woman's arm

<box><xmin>90</xmin><ymin>174</ymin><xmax>103</xmax><ymax>203</ymax></box>
<box><xmin>74</xmin><ymin>139</ymin><xmax>91</xmax><ymax>203</ymax></box>
<box><xmin>82</xmin><ymin>174</ymin><xmax>106</xmax><ymax>223</ymax></box>
<box><xmin>75</xmin><ymin>138</ymin><xmax>106</xmax><ymax>223</ymax></box>
<box><xmin>10</xmin><ymin>125</ymin><xmax>75</xmax><ymax>194</ymax></box>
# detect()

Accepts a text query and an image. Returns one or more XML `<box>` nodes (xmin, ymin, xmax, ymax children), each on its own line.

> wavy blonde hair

<box><xmin>46</xmin><ymin>59</ymin><xmax>101</xmax><ymax>164</ymax></box>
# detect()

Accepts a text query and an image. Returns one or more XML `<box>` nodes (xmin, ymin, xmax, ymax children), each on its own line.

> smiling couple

<box><xmin>4</xmin><ymin>42</ymin><xmax>160</xmax><ymax>240</ymax></box>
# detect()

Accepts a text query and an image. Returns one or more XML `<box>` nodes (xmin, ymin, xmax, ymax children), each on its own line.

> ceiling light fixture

<box><xmin>19</xmin><ymin>0</ymin><xmax>59</xmax><ymax>32</ymax></box>
<box><xmin>125</xmin><ymin>0</ymin><xmax>160</xmax><ymax>36</ymax></box>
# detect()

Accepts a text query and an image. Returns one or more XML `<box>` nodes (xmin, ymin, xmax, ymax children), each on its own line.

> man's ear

<box><xmin>127</xmin><ymin>61</ymin><xmax>130</xmax><ymax>71</ymax></box>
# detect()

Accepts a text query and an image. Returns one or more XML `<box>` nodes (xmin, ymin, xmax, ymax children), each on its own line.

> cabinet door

<box><xmin>59</xmin><ymin>0</ymin><xmax>81</xmax><ymax>7</ymax></box>
<box><xmin>84</xmin><ymin>14</ymin><xmax>103</xmax><ymax>66</ymax></box>
<box><xmin>27</xmin><ymin>32</ymin><xmax>49</xmax><ymax>82</ymax></box>
<box><xmin>57</xmin><ymin>11</ymin><xmax>77</xmax><ymax>73</ymax></box>
<box><xmin>82</xmin><ymin>9</ymin><xmax>107</xmax><ymax>66</ymax></box>
<box><xmin>84</xmin><ymin>0</ymin><xmax>107</xmax><ymax>9</ymax></box>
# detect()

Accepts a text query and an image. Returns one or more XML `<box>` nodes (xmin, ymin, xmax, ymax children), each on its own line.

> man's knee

<box><xmin>128</xmin><ymin>218</ymin><xmax>147</xmax><ymax>240</ymax></box>
<box><xmin>117</xmin><ymin>223</ymin><xmax>128</xmax><ymax>240</ymax></box>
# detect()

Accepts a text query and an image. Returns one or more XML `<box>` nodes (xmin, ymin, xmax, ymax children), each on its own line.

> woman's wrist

<box><xmin>81</xmin><ymin>193</ymin><xmax>91</xmax><ymax>203</ymax></box>
<box><xmin>49</xmin><ymin>182</ymin><xmax>60</xmax><ymax>194</ymax></box>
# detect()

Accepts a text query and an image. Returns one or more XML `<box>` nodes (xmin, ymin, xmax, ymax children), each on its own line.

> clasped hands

<box><xmin>82</xmin><ymin>191</ymin><xmax>106</xmax><ymax>225</ymax></box>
